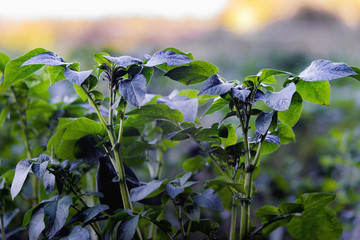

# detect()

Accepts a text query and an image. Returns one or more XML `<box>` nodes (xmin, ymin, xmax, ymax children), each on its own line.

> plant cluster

<box><xmin>0</xmin><ymin>48</ymin><xmax>359</xmax><ymax>240</ymax></box>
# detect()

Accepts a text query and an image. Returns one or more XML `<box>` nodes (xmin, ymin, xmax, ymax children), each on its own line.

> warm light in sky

<box><xmin>0</xmin><ymin>0</ymin><xmax>229</xmax><ymax>20</ymax></box>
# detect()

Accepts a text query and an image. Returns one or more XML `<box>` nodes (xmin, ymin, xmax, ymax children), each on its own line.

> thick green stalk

<box><xmin>173</xmin><ymin>201</ymin><xmax>185</xmax><ymax>239</ymax></box>
<box><xmin>229</xmin><ymin>198</ymin><xmax>237</xmax><ymax>240</ymax></box>
<box><xmin>81</xmin><ymin>86</ymin><xmax>132</xmax><ymax>210</ymax></box>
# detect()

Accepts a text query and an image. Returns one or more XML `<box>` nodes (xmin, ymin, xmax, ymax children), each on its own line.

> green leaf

<box><xmin>117</xmin><ymin>214</ymin><xmax>140</xmax><ymax>240</ymax></box>
<box><xmin>73</xmin><ymin>84</ymin><xmax>88</xmax><ymax>101</ymax></box>
<box><xmin>0</xmin><ymin>105</ymin><xmax>10</xmax><ymax>129</ymax></box>
<box><xmin>94</xmin><ymin>52</ymin><xmax>111</xmax><ymax>65</ymax></box>
<box><xmin>350</xmin><ymin>66</ymin><xmax>360</xmax><ymax>81</ymax></box>
<box><xmin>3</xmin><ymin>48</ymin><xmax>50</xmax><ymax>88</ymax></box>
<box><xmin>198</xmin><ymin>74</ymin><xmax>233</xmax><ymax>96</ymax></box>
<box><xmin>166</xmin><ymin>172</ymin><xmax>194</xmax><ymax>199</ymax></box>
<box><xmin>204</xmin><ymin>178</ymin><xmax>245</xmax><ymax>194</ymax></box>
<box><xmin>130</xmin><ymin>180</ymin><xmax>165</xmax><ymax>202</ymax></box>
<box><xmin>126</xmin><ymin>104</ymin><xmax>184</xmax><ymax>123</ymax></box>
<box><xmin>11</xmin><ymin>159</ymin><xmax>33</xmax><ymax>200</ymax></box>
<box><xmin>193</xmin><ymin>188</ymin><xmax>223</xmax><ymax>211</ymax></box>
<box><xmin>47</xmin><ymin>65</ymin><xmax>66</xmax><ymax>84</ymax></box>
<box><xmin>83</xmin><ymin>205</ymin><xmax>110</xmax><ymax>224</ymax></box>
<box><xmin>262</xmin><ymin>216</ymin><xmax>292</xmax><ymax>236</ymax></box>
<box><xmin>44</xmin><ymin>196</ymin><xmax>73</xmax><ymax>238</ymax></box>
<box><xmin>294</xmin><ymin>192</ymin><xmax>336</xmax><ymax>210</ymax></box>
<box><xmin>258</xmin><ymin>69</ymin><xmax>290</xmax><ymax>84</ymax></box>
<box><xmin>273</xmin><ymin>123</ymin><xmax>295</xmax><ymax>144</ymax></box>
<box><xmin>165</xmin><ymin>60</ymin><xmax>219</xmax><ymax>85</ymax></box>
<box><xmin>184</xmin><ymin>204</ymin><xmax>201</xmax><ymax>221</ymax></box>
<box><xmin>0</xmin><ymin>52</ymin><xmax>11</xmax><ymax>73</ymax></box>
<box><xmin>299</xmin><ymin>59</ymin><xmax>356</xmax><ymax>81</ymax></box>
<box><xmin>264</xmin><ymin>83</ymin><xmax>296</xmax><ymax>111</ymax></box>
<box><xmin>278</xmin><ymin>203</ymin><xmax>304</xmax><ymax>215</ymax></box>
<box><xmin>203</xmin><ymin>98</ymin><xmax>229</xmax><ymax>116</ymax></box>
<box><xmin>296</xmin><ymin>80</ymin><xmax>330</xmax><ymax>105</ymax></box>
<box><xmin>220</xmin><ymin>124</ymin><xmax>237</xmax><ymax>148</ymax></box>
<box><xmin>182</xmin><ymin>156</ymin><xmax>206</xmax><ymax>172</ymax></box>
<box><xmin>255</xmin><ymin>205</ymin><xmax>280</xmax><ymax>221</ymax></box>
<box><xmin>278</xmin><ymin>92</ymin><xmax>302</xmax><ymax>127</ymax></box>
<box><xmin>287</xmin><ymin>207</ymin><xmax>342</xmax><ymax>240</ymax></box>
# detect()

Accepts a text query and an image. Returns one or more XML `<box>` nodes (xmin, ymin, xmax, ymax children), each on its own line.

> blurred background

<box><xmin>1</xmin><ymin>0</ymin><xmax>360</xmax><ymax>239</ymax></box>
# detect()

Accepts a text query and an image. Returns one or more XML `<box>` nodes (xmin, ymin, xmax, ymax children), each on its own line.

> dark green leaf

<box><xmin>350</xmin><ymin>66</ymin><xmax>360</xmax><ymax>81</ymax></box>
<box><xmin>193</xmin><ymin>188</ymin><xmax>223</xmax><ymax>211</ymax></box>
<box><xmin>21</xmin><ymin>52</ymin><xmax>66</xmax><ymax>67</ymax></box>
<box><xmin>11</xmin><ymin>159</ymin><xmax>33</xmax><ymax>199</ymax></box>
<box><xmin>264</xmin><ymin>83</ymin><xmax>296</xmax><ymax>111</ymax></box>
<box><xmin>73</xmin><ymin>84</ymin><xmax>87</xmax><ymax>101</ymax></box>
<box><xmin>278</xmin><ymin>203</ymin><xmax>304</xmax><ymax>215</ymax></box>
<box><xmin>44</xmin><ymin>196</ymin><xmax>73</xmax><ymax>238</ymax></box>
<box><xmin>157</xmin><ymin>95</ymin><xmax>198</xmax><ymax>122</ymax></box>
<box><xmin>119</xmin><ymin>73</ymin><xmax>146</xmax><ymax>107</ymax></box>
<box><xmin>126</xmin><ymin>104</ymin><xmax>184</xmax><ymax>123</ymax></box>
<box><xmin>104</xmin><ymin>55</ymin><xmax>142</xmax><ymax>68</ymax></box>
<box><xmin>182</xmin><ymin>156</ymin><xmax>206</xmax><ymax>172</ymax></box>
<box><xmin>29</xmin><ymin>207</ymin><xmax>45</xmax><ymax>240</ymax></box>
<box><xmin>166</xmin><ymin>172</ymin><xmax>193</xmax><ymax>199</ymax></box>
<box><xmin>130</xmin><ymin>180</ymin><xmax>165</xmax><ymax>202</ymax></box>
<box><xmin>255</xmin><ymin>205</ymin><xmax>280</xmax><ymax>220</ymax></box>
<box><xmin>3</xmin><ymin>209</ymin><xmax>19</xmax><ymax>228</ymax></box>
<box><xmin>184</xmin><ymin>204</ymin><xmax>201</xmax><ymax>221</ymax></box>
<box><xmin>32</xmin><ymin>161</ymin><xmax>48</xmax><ymax>179</ymax></box>
<box><xmin>299</xmin><ymin>59</ymin><xmax>356</xmax><ymax>81</ymax></box>
<box><xmin>83</xmin><ymin>205</ymin><xmax>109</xmax><ymax>224</ymax></box>
<box><xmin>60</xmin><ymin>226</ymin><xmax>90</xmax><ymax>240</ymax></box>
<box><xmin>262</xmin><ymin>216</ymin><xmax>292</xmax><ymax>236</ymax></box>
<box><xmin>255</xmin><ymin>111</ymin><xmax>274</xmax><ymax>135</ymax></box>
<box><xmin>64</xmin><ymin>67</ymin><xmax>93</xmax><ymax>86</ymax></box>
<box><xmin>117</xmin><ymin>214</ymin><xmax>139</xmax><ymax>240</ymax></box>
<box><xmin>165</xmin><ymin>60</ymin><xmax>219</xmax><ymax>85</ymax></box>
<box><xmin>198</xmin><ymin>74</ymin><xmax>233</xmax><ymax>96</ymax></box>
<box><xmin>287</xmin><ymin>207</ymin><xmax>342</xmax><ymax>240</ymax></box>
<box><xmin>203</xmin><ymin>98</ymin><xmax>229</xmax><ymax>116</ymax></box>
<box><xmin>278</xmin><ymin>92</ymin><xmax>302</xmax><ymax>127</ymax></box>
<box><xmin>294</xmin><ymin>192</ymin><xmax>336</xmax><ymax>210</ymax></box>
<box><xmin>94</xmin><ymin>52</ymin><xmax>111</xmax><ymax>65</ymax></box>
<box><xmin>3</xmin><ymin>48</ymin><xmax>50</xmax><ymax>87</ymax></box>
<box><xmin>145</xmin><ymin>50</ymin><xmax>191</xmax><ymax>67</ymax></box>
<box><xmin>0</xmin><ymin>105</ymin><xmax>10</xmax><ymax>129</ymax></box>
<box><xmin>204</xmin><ymin>178</ymin><xmax>245</xmax><ymax>194</ymax></box>
<box><xmin>296</xmin><ymin>80</ymin><xmax>330</xmax><ymax>105</ymax></box>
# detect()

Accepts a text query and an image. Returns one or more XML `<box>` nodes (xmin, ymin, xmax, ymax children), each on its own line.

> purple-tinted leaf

<box><xmin>118</xmin><ymin>73</ymin><xmax>146</xmax><ymax>107</ymax></box>
<box><xmin>198</xmin><ymin>74</ymin><xmax>233</xmax><ymax>96</ymax></box>
<box><xmin>43</xmin><ymin>170</ymin><xmax>55</xmax><ymax>194</ymax></box>
<box><xmin>130</xmin><ymin>180</ymin><xmax>164</xmax><ymax>202</ymax></box>
<box><xmin>117</xmin><ymin>214</ymin><xmax>139</xmax><ymax>240</ymax></box>
<box><xmin>29</xmin><ymin>207</ymin><xmax>45</xmax><ymax>240</ymax></box>
<box><xmin>299</xmin><ymin>59</ymin><xmax>357</xmax><ymax>81</ymax></box>
<box><xmin>231</xmin><ymin>86</ymin><xmax>251</xmax><ymax>102</ymax></box>
<box><xmin>255</xmin><ymin>111</ymin><xmax>274</xmax><ymax>135</ymax></box>
<box><xmin>193</xmin><ymin>188</ymin><xmax>223</xmax><ymax>211</ymax></box>
<box><xmin>144</xmin><ymin>50</ymin><xmax>191</xmax><ymax>67</ymax></box>
<box><xmin>103</xmin><ymin>55</ymin><xmax>142</xmax><ymax>68</ymax></box>
<box><xmin>60</xmin><ymin>226</ymin><xmax>90</xmax><ymax>240</ymax></box>
<box><xmin>21</xmin><ymin>52</ymin><xmax>66</xmax><ymax>67</ymax></box>
<box><xmin>64</xmin><ymin>67</ymin><xmax>93</xmax><ymax>86</ymax></box>
<box><xmin>264</xmin><ymin>83</ymin><xmax>296</xmax><ymax>111</ymax></box>
<box><xmin>264</xmin><ymin>135</ymin><xmax>281</xmax><ymax>145</ymax></box>
<box><xmin>157</xmin><ymin>95</ymin><xmax>198</xmax><ymax>122</ymax></box>
<box><xmin>11</xmin><ymin>159</ymin><xmax>33</xmax><ymax>199</ymax></box>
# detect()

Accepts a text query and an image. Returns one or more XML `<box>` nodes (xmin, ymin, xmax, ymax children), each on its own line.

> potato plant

<box><xmin>0</xmin><ymin>48</ymin><xmax>359</xmax><ymax>240</ymax></box>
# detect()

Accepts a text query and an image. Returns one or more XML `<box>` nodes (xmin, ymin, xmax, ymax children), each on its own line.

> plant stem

<box><xmin>0</xmin><ymin>211</ymin><xmax>6</xmax><ymax>240</ymax></box>
<box><xmin>173</xmin><ymin>201</ymin><xmax>185</xmax><ymax>239</ymax></box>
<box><xmin>186</xmin><ymin>220</ymin><xmax>192</xmax><ymax>240</ymax></box>
<box><xmin>10</xmin><ymin>87</ymin><xmax>41</xmax><ymax>204</ymax></box>
<box><xmin>229</xmin><ymin>198</ymin><xmax>237</xmax><ymax>240</ymax></box>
